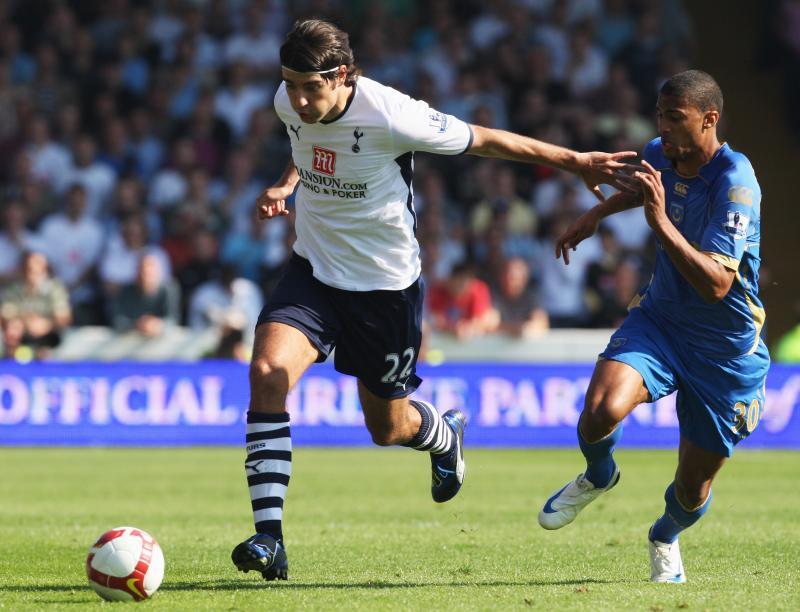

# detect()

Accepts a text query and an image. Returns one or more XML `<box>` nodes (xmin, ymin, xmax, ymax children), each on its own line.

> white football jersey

<box><xmin>273</xmin><ymin>76</ymin><xmax>473</xmax><ymax>291</ymax></box>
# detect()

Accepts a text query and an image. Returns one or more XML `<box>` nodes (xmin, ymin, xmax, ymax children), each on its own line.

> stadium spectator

<box><xmin>212</xmin><ymin>148</ymin><xmax>263</xmax><ymax>232</ymax></box>
<box><xmin>148</xmin><ymin>137</ymin><xmax>194</xmax><ymax>210</ymax></box>
<box><xmin>111</xmin><ymin>253</ymin><xmax>179</xmax><ymax>337</ymax></box>
<box><xmin>99</xmin><ymin>213</ymin><xmax>172</xmax><ymax>301</ymax></box>
<box><xmin>213</xmin><ymin>61</ymin><xmax>269</xmax><ymax>140</ymax></box>
<box><xmin>223</xmin><ymin>2</ymin><xmax>281</xmax><ymax>75</ymax></box>
<box><xmin>538</xmin><ymin>211</ymin><xmax>602</xmax><ymax>327</ymax></box>
<box><xmin>128</xmin><ymin>107</ymin><xmax>165</xmax><ymax>182</ymax></box>
<box><xmin>1</xmin><ymin>250</ymin><xmax>71</xmax><ymax>359</ymax></box>
<box><xmin>470</xmin><ymin>165</ymin><xmax>538</xmax><ymax>238</ymax></box>
<box><xmin>24</xmin><ymin>115</ymin><xmax>71</xmax><ymax>192</ymax></box>
<box><xmin>220</xmin><ymin>203</ymin><xmax>291</xmax><ymax>290</ymax></box>
<box><xmin>173</xmin><ymin>89</ymin><xmax>232</xmax><ymax>177</ymax></box>
<box><xmin>175</xmin><ymin>227</ymin><xmax>219</xmax><ymax>318</ymax></box>
<box><xmin>0</xmin><ymin>199</ymin><xmax>44</xmax><ymax>284</ymax></box>
<box><xmin>62</xmin><ymin>134</ymin><xmax>116</xmax><ymax>218</ymax></box>
<box><xmin>428</xmin><ymin>262</ymin><xmax>499</xmax><ymax>340</ymax></box>
<box><xmin>188</xmin><ymin>263</ymin><xmax>263</xmax><ymax>342</ymax></box>
<box><xmin>37</xmin><ymin>184</ymin><xmax>104</xmax><ymax>324</ymax></box>
<box><xmin>587</xmin><ymin>253</ymin><xmax>643</xmax><ymax>328</ymax></box>
<box><xmin>490</xmin><ymin>256</ymin><xmax>549</xmax><ymax>338</ymax></box>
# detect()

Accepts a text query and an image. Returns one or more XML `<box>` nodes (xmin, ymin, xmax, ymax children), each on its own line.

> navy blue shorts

<box><xmin>257</xmin><ymin>254</ymin><xmax>424</xmax><ymax>399</ymax></box>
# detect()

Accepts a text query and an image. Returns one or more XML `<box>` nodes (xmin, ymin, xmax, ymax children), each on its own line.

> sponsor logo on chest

<box><xmin>312</xmin><ymin>146</ymin><xmax>337</xmax><ymax>175</ymax></box>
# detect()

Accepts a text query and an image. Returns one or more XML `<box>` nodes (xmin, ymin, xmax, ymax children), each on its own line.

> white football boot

<box><xmin>649</xmin><ymin>535</ymin><xmax>687</xmax><ymax>583</ymax></box>
<box><xmin>538</xmin><ymin>467</ymin><xmax>620</xmax><ymax>530</ymax></box>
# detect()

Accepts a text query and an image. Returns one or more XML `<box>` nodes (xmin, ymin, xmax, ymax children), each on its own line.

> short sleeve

<box><xmin>390</xmin><ymin>96</ymin><xmax>473</xmax><ymax>155</ymax></box>
<box><xmin>700</xmin><ymin>168</ymin><xmax>760</xmax><ymax>271</ymax></box>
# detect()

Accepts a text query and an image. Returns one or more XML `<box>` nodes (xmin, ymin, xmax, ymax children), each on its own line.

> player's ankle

<box><xmin>584</xmin><ymin>458</ymin><xmax>616</xmax><ymax>488</ymax></box>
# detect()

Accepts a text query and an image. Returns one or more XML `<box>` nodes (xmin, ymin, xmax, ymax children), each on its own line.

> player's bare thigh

<box><xmin>580</xmin><ymin>358</ymin><xmax>651</xmax><ymax>442</ymax></box>
<box><xmin>249</xmin><ymin>321</ymin><xmax>320</xmax><ymax>413</ymax></box>
<box><xmin>357</xmin><ymin>381</ymin><xmax>422</xmax><ymax>446</ymax></box>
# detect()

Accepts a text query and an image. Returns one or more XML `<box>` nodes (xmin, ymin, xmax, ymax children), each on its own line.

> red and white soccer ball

<box><xmin>86</xmin><ymin>526</ymin><xmax>165</xmax><ymax>602</ymax></box>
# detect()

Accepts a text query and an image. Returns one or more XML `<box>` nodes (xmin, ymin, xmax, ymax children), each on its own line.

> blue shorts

<box><xmin>600</xmin><ymin>307</ymin><xmax>770</xmax><ymax>457</ymax></box>
<box><xmin>257</xmin><ymin>254</ymin><xmax>424</xmax><ymax>399</ymax></box>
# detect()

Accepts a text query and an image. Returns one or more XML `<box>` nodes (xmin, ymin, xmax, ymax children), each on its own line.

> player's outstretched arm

<box><xmin>467</xmin><ymin>124</ymin><xmax>639</xmax><ymax>200</ymax></box>
<box><xmin>556</xmin><ymin>191</ymin><xmax>643</xmax><ymax>264</ymax></box>
<box><xmin>637</xmin><ymin>160</ymin><xmax>735</xmax><ymax>302</ymax></box>
<box><xmin>256</xmin><ymin>159</ymin><xmax>299</xmax><ymax>220</ymax></box>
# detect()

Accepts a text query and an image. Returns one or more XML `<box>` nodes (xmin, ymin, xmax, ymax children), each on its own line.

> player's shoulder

<box><xmin>707</xmin><ymin>143</ymin><xmax>760</xmax><ymax>193</ymax></box>
<box><xmin>355</xmin><ymin>76</ymin><xmax>415</xmax><ymax>113</ymax></box>
<box><xmin>715</xmin><ymin>143</ymin><xmax>757</xmax><ymax>181</ymax></box>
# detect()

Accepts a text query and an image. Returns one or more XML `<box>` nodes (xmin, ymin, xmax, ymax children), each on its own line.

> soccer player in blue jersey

<box><xmin>230</xmin><ymin>19</ymin><xmax>637</xmax><ymax>581</ymax></box>
<box><xmin>537</xmin><ymin>70</ymin><xmax>770</xmax><ymax>583</ymax></box>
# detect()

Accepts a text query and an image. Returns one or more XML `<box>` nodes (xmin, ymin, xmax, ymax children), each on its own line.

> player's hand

<box><xmin>555</xmin><ymin>208</ymin><xmax>600</xmax><ymax>265</ymax></box>
<box><xmin>575</xmin><ymin>151</ymin><xmax>641</xmax><ymax>201</ymax></box>
<box><xmin>635</xmin><ymin>160</ymin><xmax>667</xmax><ymax>229</ymax></box>
<box><xmin>256</xmin><ymin>185</ymin><xmax>293</xmax><ymax>220</ymax></box>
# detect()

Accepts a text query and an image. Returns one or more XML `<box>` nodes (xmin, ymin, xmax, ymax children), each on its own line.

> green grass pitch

<box><xmin>1</xmin><ymin>447</ymin><xmax>798</xmax><ymax>610</ymax></box>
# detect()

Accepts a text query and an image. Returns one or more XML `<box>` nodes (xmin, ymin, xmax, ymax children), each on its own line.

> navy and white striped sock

<box><xmin>245</xmin><ymin>411</ymin><xmax>291</xmax><ymax>542</ymax></box>
<box><xmin>402</xmin><ymin>400</ymin><xmax>454</xmax><ymax>455</ymax></box>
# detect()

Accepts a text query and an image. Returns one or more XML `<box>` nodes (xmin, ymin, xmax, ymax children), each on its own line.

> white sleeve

<box><xmin>390</xmin><ymin>95</ymin><xmax>473</xmax><ymax>156</ymax></box>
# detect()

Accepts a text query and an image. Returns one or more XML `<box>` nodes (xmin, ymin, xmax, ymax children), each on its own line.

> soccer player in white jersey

<box><xmin>232</xmin><ymin>19</ymin><xmax>637</xmax><ymax>580</ymax></box>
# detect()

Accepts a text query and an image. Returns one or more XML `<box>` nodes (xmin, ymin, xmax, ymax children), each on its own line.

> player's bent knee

<box><xmin>249</xmin><ymin>359</ymin><xmax>291</xmax><ymax>402</ymax></box>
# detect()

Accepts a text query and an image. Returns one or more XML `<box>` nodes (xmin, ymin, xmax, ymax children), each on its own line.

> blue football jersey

<box><xmin>635</xmin><ymin>137</ymin><xmax>765</xmax><ymax>358</ymax></box>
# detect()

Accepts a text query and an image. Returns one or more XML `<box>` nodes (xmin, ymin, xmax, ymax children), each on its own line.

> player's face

<box><xmin>282</xmin><ymin>68</ymin><xmax>344</xmax><ymax>124</ymax></box>
<box><xmin>655</xmin><ymin>95</ymin><xmax>710</xmax><ymax>162</ymax></box>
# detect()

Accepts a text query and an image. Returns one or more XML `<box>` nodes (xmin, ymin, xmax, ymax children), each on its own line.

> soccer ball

<box><xmin>85</xmin><ymin>526</ymin><xmax>165</xmax><ymax>602</ymax></box>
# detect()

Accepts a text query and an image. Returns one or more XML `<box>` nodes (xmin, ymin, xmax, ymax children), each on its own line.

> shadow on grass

<box><xmin>0</xmin><ymin>585</ymin><xmax>86</xmax><ymax>592</ymax></box>
<box><xmin>159</xmin><ymin>577</ymin><xmax>622</xmax><ymax>591</ymax></box>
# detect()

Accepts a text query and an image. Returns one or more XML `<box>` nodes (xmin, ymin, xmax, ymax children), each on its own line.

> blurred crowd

<box><xmin>0</xmin><ymin>0</ymin><xmax>697</xmax><ymax>360</ymax></box>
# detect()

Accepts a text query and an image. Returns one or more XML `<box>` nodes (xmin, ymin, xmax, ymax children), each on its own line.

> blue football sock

<box><xmin>578</xmin><ymin>423</ymin><xmax>622</xmax><ymax>488</ymax></box>
<box><xmin>649</xmin><ymin>482</ymin><xmax>712</xmax><ymax>544</ymax></box>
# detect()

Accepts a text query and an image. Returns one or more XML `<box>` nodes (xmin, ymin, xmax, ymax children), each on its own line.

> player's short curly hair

<box><xmin>280</xmin><ymin>19</ymin><xmax>360</xmax><ymax>85</ymax></box>
<box><xmin>660</xmin><ymin>70</ymin><xmax>724</xmax><ymax>114</ymax></box>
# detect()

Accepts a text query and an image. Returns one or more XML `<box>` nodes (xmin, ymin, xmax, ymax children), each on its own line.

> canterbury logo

<box><xmin>728</xmin><ymin>185</ymin><xmax>754</xmax><ymax>206</ymax></box>
<box><xmin>673</xmin><ymin>182</ymin><xmax>689</xmax><ymax>197</ymax></box>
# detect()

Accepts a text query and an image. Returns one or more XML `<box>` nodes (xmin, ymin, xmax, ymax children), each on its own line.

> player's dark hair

<box><xmin>660</xmin><ymin>70</ymin><xmax>724</xmax><ymax>114</ymax></box>
<box><xmin>280</xmin><ymin>19</ymin><xmax>360</xmax><ymax>85</ymax></box>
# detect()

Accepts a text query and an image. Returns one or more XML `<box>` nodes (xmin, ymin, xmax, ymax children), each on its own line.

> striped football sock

<box><xmin>245</xmin><ymin>411</ymin><xmax>291</xmax><ymax>542</ymax></box>
<box><xmin>402</xmin><ymin>400</ymin><xmax>454</xmax><ymax>455</ymax></box>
